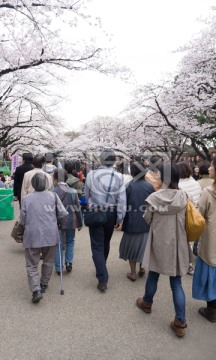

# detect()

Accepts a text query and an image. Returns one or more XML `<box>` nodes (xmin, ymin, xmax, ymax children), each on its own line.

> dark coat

<box><xmin>122</xmin><ymin>178</ymin><xmax>155</xmax><ymax>233</ymax></box>
<box><xmin>13</xmin><ymin>163</ymin><xmax>34</xmax><ymax>199</ymax></box>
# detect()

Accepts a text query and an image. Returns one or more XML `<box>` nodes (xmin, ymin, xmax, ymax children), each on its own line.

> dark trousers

<box><xmin>89</xmin><ymin>209</ymin><xmax>117</xmax><ymax>283</ymax></box>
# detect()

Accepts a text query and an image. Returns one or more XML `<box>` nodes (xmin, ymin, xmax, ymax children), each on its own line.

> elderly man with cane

<box><xmin>20</xmin><ymin>172</ymin><xmax>68</xmax><ymax>303</ymax></box>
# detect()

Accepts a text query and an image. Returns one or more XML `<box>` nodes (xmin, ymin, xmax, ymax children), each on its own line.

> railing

<box><xmin>0</xmin><ymin>160</ymin><xmax>11</xmax><ymax>168</ymax></box>
<box><xmin>0</xmin><ymin>161</ymin><xmax>11</xmax><ymax>175</ymax></box>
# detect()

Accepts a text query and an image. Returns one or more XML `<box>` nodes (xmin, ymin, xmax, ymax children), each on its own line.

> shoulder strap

<box><xmin>105</xmin><ymin>171</ymin><xmax>114</xmax><ymax>204</ymax></box>
<box><xmin>53</xmin><ymin>192</ymin><xmax>58</xmax><ymax>217</ymax></box>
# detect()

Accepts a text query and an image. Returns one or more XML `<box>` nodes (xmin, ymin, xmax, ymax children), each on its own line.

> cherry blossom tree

<box><xmin>0</xmin><ymin>0</ymin><xmax>118</xmax><ymax>153</ymax></box>
<box><xmin>60</xmin><ymin>116</ymin><xmax>157</xmax><ymax>161</ymax></box>
<box><xmin>127</xmin><ymin>13</ymin><xmax>216</xmax><ymax>161</ymax></box>
<box><xmin>60</xmin><ymin>12</ymin><xmax>216</xmax><ymax>162</ymax></box>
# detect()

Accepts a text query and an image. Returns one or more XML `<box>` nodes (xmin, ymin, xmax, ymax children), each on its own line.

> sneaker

<box><xmin>65</xmin><ymin>263</ymin><xmax>72</xmax><ymax>272</ymax></box>
<box><xmin>97</xmin><ymin>282</ymin><xmax>107</xmax><ymax>292</ymax></box>
<box><xmin>32</xmin><ymin>290</ymin><xmax>43</xmax><ymax>303</ymax></box>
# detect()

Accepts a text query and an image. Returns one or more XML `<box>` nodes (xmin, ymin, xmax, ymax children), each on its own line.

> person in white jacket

<box><xmin>177</xmin><ymin>162</ymin><xmax>202</xmax><ymax>275</ymax></box>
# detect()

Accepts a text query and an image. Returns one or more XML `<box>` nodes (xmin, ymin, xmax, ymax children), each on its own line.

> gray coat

<box><xmin>143</xmin><ymin>188</ymin><xmax>189</xmax><ymax>276</ymax></box>
<box><xmin>20</xmin><ymin>190</ymin><xmax>68</xmax><ymax>248</ymax></box>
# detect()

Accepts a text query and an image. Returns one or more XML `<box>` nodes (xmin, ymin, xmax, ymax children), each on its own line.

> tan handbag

<box><xmin>185</xmin><ymin>199</ymin><xmax>205</xmax><ymax>242</ymax></box>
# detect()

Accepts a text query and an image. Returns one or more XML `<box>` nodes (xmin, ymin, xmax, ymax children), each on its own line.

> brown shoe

<box><xmin>170</xmin><ymin>318</ymin><xmax>187</xmax><ymax>337</ymax></box>
<box><xmin>136</xmin><ymin>297</ymin><xmax>152</xmax><ymax>313</ymax></box>
<box><xmin>198</xmin><ymin>307</ymin><xmax>216</xmax><ymax>323</ymax></box>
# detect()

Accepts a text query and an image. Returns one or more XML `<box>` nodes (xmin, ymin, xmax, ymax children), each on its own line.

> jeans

<box><xmin>55</xmin><ymin>229</ymin><xmax>75</xmax><ymax>271</ymax></box>
<box><xmin>144</xmin><ymin>271</ymin><xmax>186</xmax><ymax>323</ymax></box>
<box><xmin>89</xmin><ymin>208</ymin><xmax>117</xmax><ymax>283</ymax></box>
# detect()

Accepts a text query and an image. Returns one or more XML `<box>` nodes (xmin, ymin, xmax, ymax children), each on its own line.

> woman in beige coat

<box><xmin>198</xmin><ymin>162</ymin><xmax>214</xmax><ymax>190</ymax></box>
<box><xmin>192</xmin><ymin>157</ymin><xmax>216</xmax><ymax>322</ymax></box>
<box><xmin>136</xmin><ymin>163</ymin><xmax>189</xmax><ymax>337</ymax></box>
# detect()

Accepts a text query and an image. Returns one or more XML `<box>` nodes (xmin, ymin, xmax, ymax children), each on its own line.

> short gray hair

<box><xmin>31</xmin><ymin>172</ymin><xmax>49</xmax><ymax>192</ymax></box>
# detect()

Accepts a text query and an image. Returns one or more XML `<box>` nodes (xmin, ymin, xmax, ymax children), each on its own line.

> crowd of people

<box><xmin>8</xmin><ymin>149</ymin><xmax>216</xmax><ymax>337</ymax></box>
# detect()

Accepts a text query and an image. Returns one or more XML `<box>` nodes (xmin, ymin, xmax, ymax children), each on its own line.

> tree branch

<box><xmin>0</xmin><ymin>49</ymin><xmax>102</xmax><ymax>78</ymax></box>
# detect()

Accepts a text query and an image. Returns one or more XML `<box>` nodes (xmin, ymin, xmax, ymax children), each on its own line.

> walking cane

<box><xmin>58</xmin><ymin>240</ymin><xmax>64</xmax><ymax>295</ymax></box>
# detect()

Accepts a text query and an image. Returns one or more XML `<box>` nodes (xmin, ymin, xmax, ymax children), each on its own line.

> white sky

<box><xmin>61</xmin><ymin>0</ymin><xmax>214</xmax><ymax>130</ymax></box>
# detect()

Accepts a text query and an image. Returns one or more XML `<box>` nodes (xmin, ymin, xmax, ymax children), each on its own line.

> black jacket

<box><xmin>13</xmin><ymin>163</ymin><xmax>34</xmax><ymax>199</ymax></box>
<box><xmin>122</xmin><ymin>178</ymin><xmax>155</xmax><ymax>233</ymax></box>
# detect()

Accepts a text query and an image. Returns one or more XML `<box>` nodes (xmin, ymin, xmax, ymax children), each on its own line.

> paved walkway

<box><xmin>0</xmin><ymin>202</ymin><xmax>215</xmax><ymax>360</ymax></box>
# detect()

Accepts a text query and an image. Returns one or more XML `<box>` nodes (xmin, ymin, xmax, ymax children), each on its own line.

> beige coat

<box><xmin>21</xmin><ymin>168</ymin><xmax>53</xmax><ymax>200</ymax></box>
<box><xmin>198</xmin><ymin>186</ymin><xmax>216</xmax><ymax>266</ymax></box>
<box><xmin>198</xmin><ymin>176</ymin><xmax>214</xmax><ymax>191</ymax></box>
<box><xmin>143</xmin><ymin>189</ymin><xmax>189</xmax><ymax>276</ymax></box>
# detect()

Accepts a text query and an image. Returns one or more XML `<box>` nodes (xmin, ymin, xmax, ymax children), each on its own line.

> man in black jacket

<box><xmin>13</xmin><ymin>153</ymin><xmax>34</xmax><ymax>207</ymax></box>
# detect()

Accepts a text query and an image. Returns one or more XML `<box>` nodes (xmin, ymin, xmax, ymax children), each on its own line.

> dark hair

<box><xmin>64</xmin><ymin>161</ymin><xmax>75</xmax><ymax>174</ymax></box>
<box><xmin>33</xmin><ymin>154</ymin><xmax>46</xmax><ymax>168</ymax></box>
<box><xmin>45</xmin><ymin>152</ymin><xmax>54</xmax><ymax>162</ymax></box>
<box><xmin>115</xmin><ymin>160</ymin><xmax>130</xmax><ymax>175</ymax></box>
<box><xmin>149</xmin><ymin>155</ymin><xmax>163</xmax><ymax>171</ymax></box>
<box><xmin>199</xmin><ymin>162</ymin><xmax>210</xmax><ymax>176</ymax></box>
<box><xmin>100</xmin><ymin>149</ymin><xmax>116</xmax><ymax>167</ymax></box>
<box><xmin>176</xmin><ymin>161</ymin><xmax>192</xmax><ymax>179</ymax></box>
<box><xmin>53</xmin><ymin>168</ymin><xmax>68</xmax><ymax>183</ymax></box>
<box><xmin>130</xmin><ymin>161</ymin><xmax>146</xmax><ymax>178</ymax></box>
<box><xmin>158</xmin><ymin>162</ymin><xmax>179</xmax><ymax>189</ymax></box>
<box><xmin>31</xmin><ymin>172</ymin><xmax>48</xmax><ymax>191</ymax></box>
<box><xmin>22</xmin><ymin>153</ymin><xmax>33</xmax><ymax>164</ymax></box>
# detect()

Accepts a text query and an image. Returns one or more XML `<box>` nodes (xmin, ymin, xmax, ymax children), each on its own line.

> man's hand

<box><xmin>114</xmin><ymin>223</ymin><xmax>122</xmax><ymax>230</ymax></box>
<box><xmin>14</xmin><ymin>196</ymin><xmax>18</xmax><ymax>201</ymax></box>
